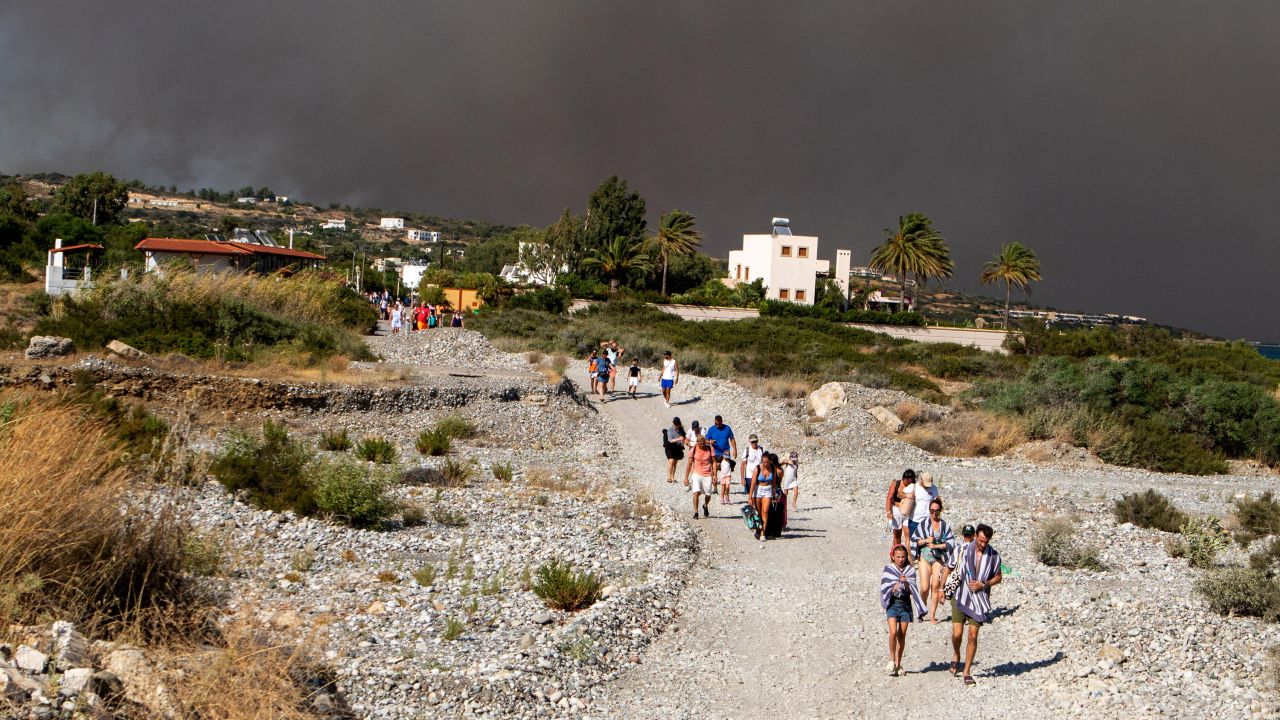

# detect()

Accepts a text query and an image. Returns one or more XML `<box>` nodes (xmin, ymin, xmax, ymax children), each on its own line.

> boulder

<box><xmin>105</xmin><ymin>340</ymin><xmax>147</xmax><ymax>360</ymax></box>
<box><xmin>51</xmin><ymin>621</ymin><xmax>90</xmax><ymax>671</ymax></box>
<box><xmin>0</xmin><ymin>667</ymin><xmax>43</xmax><ymax>701</ymax></box>
<box><xmin>59</xmin><ymin>668</ymin><xmax>94</xmax><ymax>696</ymax></box>
<box><xmin>25</xmin><ymin>336</ymin><xmax>74</xmax><ymax>359</ymax></box>
<box><xmin>14</xmin><ymin>645</ymin><xmax>48</xmax><ymax>673</ymax></box>
<box><xmin>103</xmin><ymin>648</ymin><xmax>177</xmax><ymax>719</ymax></box>
<box><xmin>806</xmin><ymin>382</ymin><xmax>847</xmax><ymax>418</ymax></box>
<box><xmin>868</xmin><ymin>405</ymin><xmax>905</xmax><ymax>433</ymax></box>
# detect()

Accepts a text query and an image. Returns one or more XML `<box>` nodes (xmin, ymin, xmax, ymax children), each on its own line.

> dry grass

<box><xmin>524</xmin><ymin>466</ymin><xmax>602</xmax><ymax>497</ymax></box>
<box><xmin>891</xmin><ymin>400</ymin><xmax>945</xmax><ymax>428</ymax></box>
<box><xmin>526</xmin><ymin>350</ymin><xmax>545</xmax><ymax>364</ymax></box>
<box><xmin>898</xmin><ymin>411</ymin><xmax>1027</xmax><ymax>457</ymax></box>
<box><xmin>0</xmin><ymin>394</ymin><xmax>200</xmax><ymax>639</ymax></box>
<box><xmin>170</xmin><ymin>625</ymin><xmax>323</xmax><ymax>720</ymax></box>
<box><xmin>757</xmin><ymin>376</ymin><xmax>813</xmax><ymax>400</ymax></box>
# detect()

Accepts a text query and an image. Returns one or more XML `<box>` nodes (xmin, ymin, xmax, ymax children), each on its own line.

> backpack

<box><xmin>741</xmin><ymin>504</ymin><xmax>762</xmax><ymax>530</ymax></box>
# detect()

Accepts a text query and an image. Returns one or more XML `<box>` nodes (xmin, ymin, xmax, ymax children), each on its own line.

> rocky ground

<box><xmin>5</xmin><ymin>325</ymin><xmax>1278</xmax><ymax>719</ymax></box>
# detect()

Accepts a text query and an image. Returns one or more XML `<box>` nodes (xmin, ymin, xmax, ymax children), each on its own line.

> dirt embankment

<box><xmin>0</xmin><ymin>357</ymin><xmax>582</xmax><ymax>414</ymax></box>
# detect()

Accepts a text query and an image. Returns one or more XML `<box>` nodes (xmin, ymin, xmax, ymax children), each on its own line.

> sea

<box><xmin>1256</xmin><ymin>344</ymin><xmax>1280</xmax><ymax>360</ymax></box>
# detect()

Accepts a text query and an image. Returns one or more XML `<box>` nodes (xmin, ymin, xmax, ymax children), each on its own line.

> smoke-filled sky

<box><xmin>3</xmin><ymin>1</ymin><xmax>1278</xmax><ymax>339</ymax></box>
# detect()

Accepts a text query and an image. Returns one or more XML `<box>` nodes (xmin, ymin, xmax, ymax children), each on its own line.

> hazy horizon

<box><xmin>4</xmin><ymin>1</ymin><xmax>1278</xmax><ymax>341</ymax></box>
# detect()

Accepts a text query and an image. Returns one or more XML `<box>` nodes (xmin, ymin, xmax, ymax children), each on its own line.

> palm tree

<box><xmin>581</xmin><ymin>235</ymin><xmax>651</xmax><ymax>294</ymax></box>
<box><xmin>980</xmin><ymin>242</ymin><xmax>1043</xmax><ymax>329</ymax></box>
<box><xmin>650</xmin><ymin>210</ymin><xmax>703</xmax><ymax>296</ymax></box>
<box><xmin>869</xmin><ymin>213</ymin><xmax>953</xmax><ymax>313</ymax></box>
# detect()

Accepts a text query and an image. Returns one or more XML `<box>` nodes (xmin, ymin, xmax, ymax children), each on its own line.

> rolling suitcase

<box><xmin>764</xmin><ymin>494</ymin><xmax>786</xmax><ymax>538</ymax></box>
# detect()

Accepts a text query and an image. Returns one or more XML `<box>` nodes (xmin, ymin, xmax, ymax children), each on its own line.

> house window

<box><xmin>735</xmin><ymin>264</ymin><xmax>741</xmax><ymax>280</ymax></box>
<box><xmin>781</xmin><ymin>246</ymin><xmax>792</xmax><ymax>257</ymax></box>
<box><xmin>798</xmin><ymin>247</ymin><xmax>809</xmax><ymax>258</ymax></box>
<box><xmin>795</xmin><ymin>289</ymin><xmax>806</xmax><ymax>301</ymax></box>
<box><xmin>779</xmin><ymin>289</ymin><xmax>789</xmax><ymax>300</ymax></box>
<box><xmin>745</xmin><ymin>266</ymin><xmax>750</xmax><ymax>279</ymax></box>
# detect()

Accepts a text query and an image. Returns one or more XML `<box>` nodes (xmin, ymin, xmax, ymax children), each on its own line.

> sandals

<box><xmin>948</xmin><ymin>662</ymin><xmax>959</xmax><ymax>676</ymax></box>
<box><xmin>963</xmin><ymin>675</ymin><xmax>976</xmax><ymax>686</ymax></box>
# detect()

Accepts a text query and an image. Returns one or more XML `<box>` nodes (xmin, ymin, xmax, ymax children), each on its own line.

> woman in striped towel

<box><xmin>911</xmin><ymin>498</ymin><xmax>955</xmax><ymax>623</ymax></box>
<box><xmin>879</xmin><ymin>544</ymin><xmax>927</xmax><ymax>677</ymax></box>
<box><xmin>950</xmin><ymin>523</ymin><xmax>1003</xmax><ymax>685</ymax></box>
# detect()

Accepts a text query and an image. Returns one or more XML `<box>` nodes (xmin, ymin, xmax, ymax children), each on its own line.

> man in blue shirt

<box><xmin>703</xmin><ymin>415</ymin><xmax>737</xmax><ymax>485</ymax></box>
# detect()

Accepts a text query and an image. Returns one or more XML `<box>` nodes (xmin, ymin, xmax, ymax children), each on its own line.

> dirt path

<box><xmin>582</xmin><ymin>376</ymin><xmax>1026</xmax><ymax>718</ymax></box>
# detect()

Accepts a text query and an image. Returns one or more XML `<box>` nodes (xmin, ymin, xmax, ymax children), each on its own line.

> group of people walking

<box><xmin>881</xmin><ymin>468</ymin><xmax>1002</xmax><ymax>685</ymax></box>
<box><xmin>586</xmin><ymin>346</ymin><xmax>682</xmax><ymax>407</ymax></box>
<box><xmin>366</xmin><ymin>292</ymin><xmax>464</xmax><ymax>333</ymax></box>
<box><xmin>662</xmin><ymin>414</ymin><xmax>800</xmax><ymax>544</ymax></box>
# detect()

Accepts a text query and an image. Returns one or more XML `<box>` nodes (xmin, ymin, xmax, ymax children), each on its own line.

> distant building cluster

<box><xmin>1007</xmin><ymin>308</ymin><xmax>1147</xmax><ymax>327</ymax></box>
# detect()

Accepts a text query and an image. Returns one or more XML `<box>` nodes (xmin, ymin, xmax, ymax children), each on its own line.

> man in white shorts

<box><xmin>660</xmin><ymin>351</ymin><xmax>679</xmax><ymax>408</ymax></box>
<box><xmin>684</xmin><ymin>433</ymin><xmax>716</xmax><ymax>519</ymax></box>
<box><xmin>627</xmin><ymin>358</ymin><xmax>642</xmax><ymax>398</ymax></box>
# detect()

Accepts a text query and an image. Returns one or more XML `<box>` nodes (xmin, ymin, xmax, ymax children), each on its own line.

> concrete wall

<box><xmin>843</xmin><ymin>323</ymin><xmax>1011</xmax><ymax>352</ymax></box>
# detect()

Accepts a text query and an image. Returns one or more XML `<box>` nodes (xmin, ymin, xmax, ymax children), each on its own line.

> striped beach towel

<box><xmin>953</xmin><ymin>542</ymin><xmax>1001</xmax><ymax>623</ymax></box>
<box><xmin>911</xmin><ymin>517</ymin><xmax>954</xmax><ymax>563</ymax></box>
<box><xmin>879</xmin><ymin>563</ymin><xmax>928</xmax><ymax>619</ymax></box>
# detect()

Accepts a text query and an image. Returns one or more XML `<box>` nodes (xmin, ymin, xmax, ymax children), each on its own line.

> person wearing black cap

<box><xmin>663</xmin><ymin>417</ymin><xmax>688</xmax><ymax>484</ymax></box>
<box><xmin>885</xmin><ymin>469</ymin><xmax>916</xmax><ymax>548</ymax></box>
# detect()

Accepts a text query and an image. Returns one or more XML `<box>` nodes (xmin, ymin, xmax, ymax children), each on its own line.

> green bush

<box><xmin>531</xmin><ymin>559</ymin><xmax>603</xmax><ymax>611</ymax></box>
<box><xmin>211</xmin><ymin>421</ymin><xmax>316</xmax><ymax>515</ymax></box>
<box><xmin>1093</xmin><ymin>416</ymin><xmax>1227</xmax><ymax>476</ymax></box>
<box><xmin>432</xmin><ymin>507</ymin><xmax>469</xmax><ymax>527</ymax></box>
<box><xmin>506</xmin><ymin>286</ymin><xmax>571</xmax><ymax>314</ymax></box>
<box><xmin>1031</xmin><ymin>517</ymin><xmax>1106</xmax><ymax>570</ymax></box>
<box><xmin>442</xmin><ymin>616</ymin><xmax>465</xmax><ymax>641</ymax></box>
<box><xmin>355</xmin><ymin>436</ymin><xmax>397</xmax><ymax>464</ymax></box>
<box><xmin>413</xmin><ymin>564</ymin><xmax>438</xmax><ymax>587</ymax></box>
<box><xmin>492</xmin><ymin>462</ymin><xmax>514</xmax><ymax>482</ymax></box>
<box><xmin>1113</xmin><ymin>490</ymin><xmax>1189</xmax><ymax>533</ymax></box>
<box><xmin>1182</xmin><ymin>516</ymin><xmax>1231</xmax><ymax>568</ymax></box>
<box><xmin>440</xmin><ymin>458</ymin><xmax>475</xmax><ymax>487</ymax></box>
<box><xmin>1233</xmin><ymin>492</ymin><xmax>1280</xmax><ymax>545</ymax></box>
<box><xmin>318</xmin><ymin>429</ymin><xmax>352</xmax><ymax>452</ymax></box>
<box><xmin>435</xmin><ymin>415</ymin><xmax>477</xmax><ymax>440</ymax></box>
<box><xmin>1196</xmin><ymin>567</ymin><xmax>1280</xmax><ymax>621</ymax></box>
<box><xmin>416</xmin><ymin>428</ymin><xmax>451</xmax><ymax>456</ymax></box>
<box><xmin>310</xmin><ymin>457</ymin><xmax>397</xmax><ymax>529</ymax></box>
<box><xmin>759</xmin><ymin>299</ymin><xmax>926</xmax><ymax>327</ymax></box>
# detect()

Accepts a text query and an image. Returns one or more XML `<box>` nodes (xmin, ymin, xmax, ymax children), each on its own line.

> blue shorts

<box><xmin>661</xmin><ymin>379</ymin><xmax>674</xmax><ymax>389</ymax></box>
<box><xmin>886</xmin><ymin>607</ymin><xmax>913</xmax><ymax>623</ymax></box>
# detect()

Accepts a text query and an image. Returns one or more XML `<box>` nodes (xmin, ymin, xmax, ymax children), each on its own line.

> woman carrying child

<box><xmin>880</xmin><ymin>544</ymin><xmax>927</xmax><ymax>677</ymax></box>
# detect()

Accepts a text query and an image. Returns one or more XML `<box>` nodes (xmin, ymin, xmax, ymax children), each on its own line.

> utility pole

<box><xmin>91</xmin><ymin>197</ymin><xmax>98</xmax><ymax>226</ymax></box>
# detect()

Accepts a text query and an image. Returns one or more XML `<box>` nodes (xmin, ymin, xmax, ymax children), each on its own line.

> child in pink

<box><xmin>718</xmin><ymin>458</ymin><xmax>733</xmax><ymax>504</ymax></box>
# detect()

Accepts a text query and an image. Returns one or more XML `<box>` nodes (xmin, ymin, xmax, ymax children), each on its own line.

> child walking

<box><xmin>718</xmin><ymin>457</ymin><xmax>734</xmax><ymax>504</ymax></box>
<box><xmin>627</xmin><ymin>359</ymin><xmax>642</xmax><ymax>398</ymax></box>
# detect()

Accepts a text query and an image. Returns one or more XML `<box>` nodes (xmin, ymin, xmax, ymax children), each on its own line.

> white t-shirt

<box><xmin>742</xmin><ymin>445</ymin><xmax>763</xmax><ymax>471</ymax></box>
<box><xmin>912</xmin><ymin>484</ymin><xmax>939</xmax><ymax>524</ymax></box>
<box><xmin>661</xmin><ymin>358</ymin><xmax>677</xmax><ymax>380</ymax></box>
<box><xmin>781</xmin><ymin>463</ymin><xmax>799</xmax><ymax>489</ymax></box>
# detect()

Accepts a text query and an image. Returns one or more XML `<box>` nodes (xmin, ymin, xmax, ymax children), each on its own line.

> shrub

<box><xmin>402</xmin><ymin>466</ymin><xmax>446</xmax><ymax>486</ymax></box>
<box><xmin>436</xmin><ymin>415</ymin><xmax>477</xmax><ymax>440</ymax></box>
<box><xmin>318</xmin><ymin>429</ymin><xmax>352</xmax><ymax>452</ymax></box>
<box><xmin>1268</xmin><ymin>646</ymin><xmax>1280</xmax><ymax>690</ymax></box>
<box><xmin>211</xmin><ymin>421</ymin><xmax>316</xmax><ymax>515</ymax></box>
<box><xmin>492</xmin><ymin>461</ymin><xmax>514</xmax><ymax>482</ymax></box>
<box><xmin>531</xmin><ymin>559</ymin><xmax>603</xmax><ymax>611</ymax></box>
<box><xmin>1233</xmin><ymin>492</ymin><xmax>1280</xmax><ymax>545</ymax></box>
<box><xmin>1182</xmin><ymin>516</ymin><xmax>1231</xmax><ymax>568</ymax></box>
<box><xmin>355</xmin><ymin>436</ymin><xmax>397</xmax><ymax>464</ymax></box>
<box><xmin>1164</xmin><ymin>535</ymin><xmax>1189</xmax><ymax>558</ymax></box>
<box><xmin>1031</xmin><ymin>517</ymin><xmax>1106</xmax><ymax>570</ymax></box>
<box><xmin>441</xmin><ymin>458</ymin><xmax>475</xmax><ymax>487</ymax></box>
<box><xmin>507</xmin><ymin>286</ymin><xmax>571</xmax><ymax>314</ymax></box>
<box><xmin>442</xmin><ymin>617</ymin><xmax>465</xmax><ymax>641</ymax></box>
<box><xmin>410</xmin><ymin>565</ymin><xmax>436</xmax><ymax>588</ymax></box>
<box><xmin>432</xmin><ymin>507</ymin><xmax>469</xmax><ymax>527</ymax></box>
<box><xmin>401</xmin><ymin>502</ymin><xmax>427</xmax><ymax>527</ymax></box>
<box><xmin>1196</xmin><ymin>567</ymin><xmax>1280</xmax><ymax>621</ymax></box>
<box><xmin>1113</xmin><ymin>489</ymin><xmax>1189</xmax><ymax>533</ymax></box>
<box><xmin>898</xmin><ymin>411</ymin><xmax>1025</xmax><ymax>457</ymax></box>
<box><xmin>1094</xmin><ymin>417</ymin><xmax>1228</xmax><ymax>476</ymax></box>
<box><xmin>551</xmin><ymin>354</ymin><xmax>569</xmax><ymax>375</ymax></box>
<box><xmin>182</xmin><ymin>532</ymin><xmax>224</xmax><ymax>577</ymax></box>
<box><xmin>416</xmin><ymin>428</ymin><xmax>451</xmax><ymax>456</ymax></box>
<box><xmin>310</xmin><ymin>458</ymin><xmax>397</xmax><ymax>529</ymax></box>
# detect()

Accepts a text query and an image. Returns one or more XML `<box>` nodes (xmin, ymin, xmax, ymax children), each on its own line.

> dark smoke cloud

<box><xmin>3</xmin><ymin>1</ymin><xmax>1278</xmax><ymax>339</ymax></box>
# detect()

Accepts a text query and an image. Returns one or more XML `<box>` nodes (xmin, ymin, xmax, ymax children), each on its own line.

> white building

<box><xmin>399</xmin><ymin>263</ymin><xmax>430</xmax><ymax>291</ymax></box>
<box><xmin>380</xmin><ymin>217</ymin><xmax>405</xmax><ymax>230</ymax></box>
<box><xmin>726</xmin><ymin>218</ymin><xmax>830</xmax><ymax>304</ymax></box>
<box><xmin>407</xmin><ymin>229</ymin><xmax>440</xmax><ymax>243</ymax></box>
<box><xmin>45</xmin><ymin>238</ymin><xmax>105</xmax><ymax>297</ymax></box>
<box><xmin>320</xmin><ymin>219</ymin><xmax>347</xmax><ymax>230</ymax></box>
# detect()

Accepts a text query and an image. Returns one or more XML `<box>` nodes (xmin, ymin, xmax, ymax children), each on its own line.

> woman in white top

<box><xmin>390</xmin><ymin>303</ymin><xmax>403</xmax><ymax>334</ymax></box>
<box><xmin>660</xmin><ymin>351</ymin><xmax>679</xmax><ymax>408</ymax></box>
<box><xmin>780</xmin><ymin>450</ymin><xmax>800</xmax><ymax>515</ymax></box>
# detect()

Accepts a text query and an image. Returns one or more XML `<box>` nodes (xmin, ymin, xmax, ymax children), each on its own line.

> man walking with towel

<box><xmin>950</xmin><ymin>523</ymin><xmax>1002</xmax><ymax>685</ymax></box>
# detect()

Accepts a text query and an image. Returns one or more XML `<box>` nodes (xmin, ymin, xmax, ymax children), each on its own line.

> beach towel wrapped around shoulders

<box><xmin>880</xmin><ymin>563</ymin><xmax>927</xmax><ymax>619</ymax></box>
<box><xmin>952</xmin><ymin>543</ymin><xmax>1001</xmax><ymax>623</ymax></box>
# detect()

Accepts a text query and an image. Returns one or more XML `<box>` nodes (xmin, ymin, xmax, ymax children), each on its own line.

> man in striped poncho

<box><xmin>880</xmin><ymin>544</ymin><xmax>927</xmax><ymax>677</ymax></box>
<box><xmin>950</xmin><ymin>523</ymin><xmax>1002</xmax><ymax>685</ymax></box>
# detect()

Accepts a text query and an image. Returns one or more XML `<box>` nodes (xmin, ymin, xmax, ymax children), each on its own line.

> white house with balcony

<box><xmin>407</xmin><ymin>229</ymin><xmax>440</xmax><ymax>242</ymax></box>
<box><xmin>45</xmin><ymin>238</ymin><xmax>105</xmax><ymax>297</ymax></box>
<box><xmin>380</xmin><ymin>217</ymin><xmax>405</xmax><ymax>230</ymax></box>
<box><xmin>726</xmin><ymin>218</ymin><xmax>830</xmax><ymax>304</ymax></box>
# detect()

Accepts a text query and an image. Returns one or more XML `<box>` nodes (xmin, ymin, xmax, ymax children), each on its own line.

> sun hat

<box><xmin>919</xmin><ymin>471</ymin><xmax>934</xmax><ymax>488</ymax></box>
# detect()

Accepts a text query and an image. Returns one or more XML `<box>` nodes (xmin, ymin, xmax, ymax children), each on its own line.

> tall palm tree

<box><xmin>869</xmin><ymin>213</ymin><xmax>953</xmax><ymax>313</ymax></box>
<box><xmin>980</xmin><ymin>242</ymin><xmax>1043</xmax><ymax>329</ymax></box>
<box><xmin>650</xmin><ymin>209</ymin><xmax>703</xmax><ymax>296</ymax></box>
<box><xmin>581</xmin><ymin>235</ymin><xmax>651</xmax><ymax>294</ymax></box>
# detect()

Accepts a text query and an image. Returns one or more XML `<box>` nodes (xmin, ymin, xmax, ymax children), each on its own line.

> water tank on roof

<box><xmin>771</xmin><ymin>217</ymin><xmax>792</xmax><ymax>236</ymax></box>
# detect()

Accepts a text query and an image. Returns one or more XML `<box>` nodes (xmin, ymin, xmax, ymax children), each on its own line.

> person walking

<box><xmin>586</xmin><ymin>350</ymin><xmax>600</xmax><ymax>396</ymax></box>
<box><xmin>740</xmin><ymin>434</ymin><xmax>763</xmax><ymax>496</ymax></box>
<box><xmin>884</xmin><ymin>469</ymin><xmax>916</xmax><ymax>548</ymax></box>
<box><xmin>663</xmin><ymin>417</ymin><xmax>688</xmax><ymax>484</ymax></box>
<box><xmin>880</xmin><ymin>544</ymin><xmax>927</xmax><ymax>677</ymax></box>
<box><xmin>660</xmin><ymin>351</ymin><xmax>679</xmax><ymax>407</ymax></box>
<box><xmin>594</xmin><ymin>351</ymin><xmax>612</xmax><ymax>402</ymax></box>
<box><xmin>912</xmin><ymin>498</ymin><xmax>954</xmax><ymax>623</ymax></box>
<box><xmin>950</xmin><ymin>523</ymin><xmax>1003</xmax><ymax>685</ymax></box>
<box><xmin>909</xmin><ymin>472</ymin><xmax>940</xmax><ymax>557</ymax></box>
<box><xmin>627</xmin><ymin>358</ymin><xmax>642</xmax><ymax>398</ymax></box>
<box><xmin>780</xmin><ymin>451</ymin><xmax>800</xmax><ymax>527</ymax></box>
<box><xmin>390</xmin><ymin>303</ymin><xmax>403</xmax><ymax>334</ymax></box>
<box><xmin>704</xmin><ymin>416</ymin><xmax>737</xmax><ymax>485</ymax></box>
<box><xmin>684</xmin><ymin>433</ymin><xmax>716</xmax><ymax>519</ymax></box>
<box><xmin>748</xmin><ymin>453</ymin><xmax>779</xmax><ymax>544</ymax></box>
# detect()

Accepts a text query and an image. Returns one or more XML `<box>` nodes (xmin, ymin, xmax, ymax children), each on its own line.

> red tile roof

<box><xmin>134</xmin><ymin>238</ymin><xmax>326</xmax><ymax>261</ymax></box>
<box><xmin>135</xmin><ymin>238</ymin><xmax>253</xmax><ymax>256</ymax></box>
<box><xmin>226</xmin><ymin>242</ymin><xmax>326</xmax><ymax>260</ymax></box>
<box><xmin>48</xmin><ymin>243</ymin><xmax>104</xmax><ymax>253</ymax></box>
